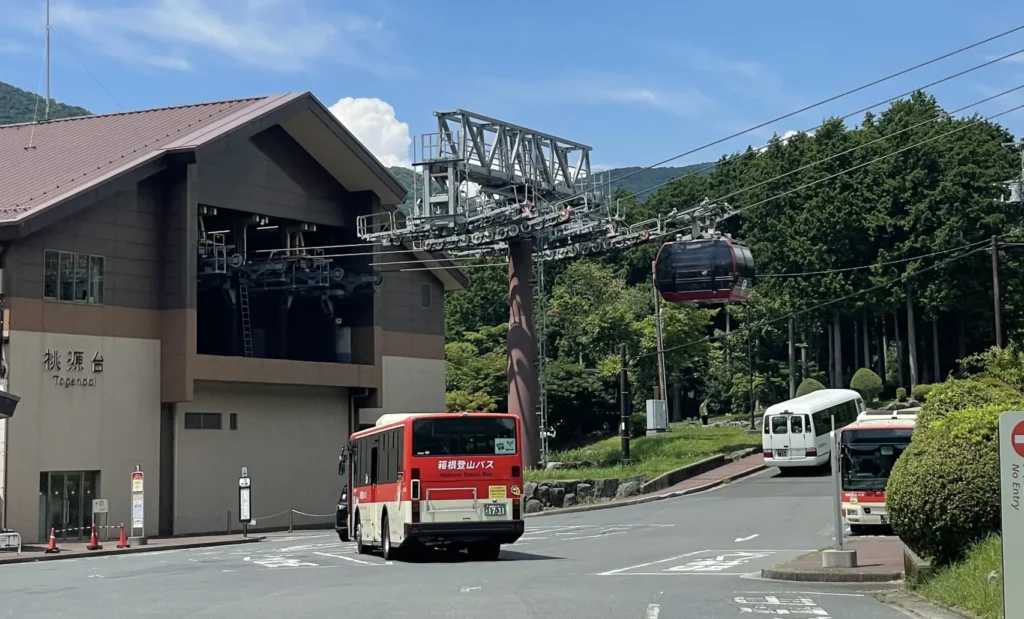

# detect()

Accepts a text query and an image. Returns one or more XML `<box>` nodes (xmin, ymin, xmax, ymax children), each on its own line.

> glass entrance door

<box><xmin>40</xmin><ymin>471</ymin><xmax>100</xmax><ymax>542</ymax></box>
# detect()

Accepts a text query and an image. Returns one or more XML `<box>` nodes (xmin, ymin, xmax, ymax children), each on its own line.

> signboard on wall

<box><xmin>43</xmin><ymin>348</ymin><xmax>104</xmax><ymax>388</ymax></box>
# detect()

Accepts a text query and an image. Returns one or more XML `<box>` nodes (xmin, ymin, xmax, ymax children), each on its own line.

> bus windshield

<box><xmin>412</xmin><ymin>417</ymin><xmax>517</xmax><ymax>457</ymax></box>
<box><xmin>840</xmin><ymin>429</ymin><xmax>913</xmax><ymax>491</ymax></box>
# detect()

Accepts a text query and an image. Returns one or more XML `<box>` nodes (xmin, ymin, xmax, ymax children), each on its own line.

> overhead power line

<box><xmin>612</xmin><ymin>48</ymin><xmax>1024</xmax><ymax>205</ymax></box>
<box><xmin>604</xmin><ymin>23</ymin><xmax>1024</xmax><ymax>189</ymax></box>
<box><xmin>757</xmin><ymin>238</ymin><xmax>993</xmax><ymax>278</ymax></box>
<box><xmin>655</xmin><ymin>98</ymin><xmax>1024</xmax><ymax>243</ymax></box>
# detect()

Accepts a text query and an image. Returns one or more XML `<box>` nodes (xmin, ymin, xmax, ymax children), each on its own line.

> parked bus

<box><xmin>762</xmin><ymin>389</ymin><xmax>865</xmax><ymax>472</ymax></box>
<box><xmin>838</xmin><ymin>409</ymin><xmax>917</xmax><ymax>535</ymax></box>
<box><xmin>339</xmin><ymin>412</ymin><xmax>526</xmax><ymax>561</ymax></box>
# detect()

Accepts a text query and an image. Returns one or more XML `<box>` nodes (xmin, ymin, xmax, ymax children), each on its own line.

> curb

<box><xmin>0</xmin><ymin>536</ymin><xmax>265</xmax><ymax>566</ymax></box>
<box><xmin>759</xmin><ymin>567</ymin><xmax>903</xmax><ymax>583</ymax></box>
<box><xmin>875</xmin><ymin>591</ymin><xmax>976</xmax><ymax>619</ymax></box>
<box><xmin>525</xmin><ymin>463</ymin><xmax>767</xmax><ymax>519</ymax></box>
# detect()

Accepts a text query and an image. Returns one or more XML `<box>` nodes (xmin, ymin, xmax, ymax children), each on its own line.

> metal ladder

<box><xmin>531</xmin><ymin>260</ymin><xmax>551</xmax><ymax>465</ymax></box>
<box><xmin>239</xmin><ymin>282</ymin><xmax>254</xmax><ymax>357</ymax></box>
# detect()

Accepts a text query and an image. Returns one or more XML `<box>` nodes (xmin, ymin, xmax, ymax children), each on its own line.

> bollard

<box><xmin>288</xmin><ymin>508</ymin><xmax>293</xmax><ymax>533</ymax></box>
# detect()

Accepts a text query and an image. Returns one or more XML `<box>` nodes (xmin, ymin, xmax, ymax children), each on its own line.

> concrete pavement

<box><xmin>0</xmin><ymin>466</ymin><xmax>911</xmax><ymax>618</ymax></box>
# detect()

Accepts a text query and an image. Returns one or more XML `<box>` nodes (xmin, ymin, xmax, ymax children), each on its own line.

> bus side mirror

<box><xmin>338</xmin><ymin>453</ymin><xmax>348</xmax><ymax>476</ymax></box>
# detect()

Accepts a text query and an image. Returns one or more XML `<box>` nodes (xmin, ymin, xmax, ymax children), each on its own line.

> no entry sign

<box><xmin>999</xmin><ymin>411</ymin><xmax>1024</xmax><ymax>619</ymax></box>
<box><xmin>1012</xmin><ymin>420</ymin><xmax>1024</xmax><ymax>459</ymax></box>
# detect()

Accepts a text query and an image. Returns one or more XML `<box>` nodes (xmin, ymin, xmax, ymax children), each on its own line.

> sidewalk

<box><xmin>526</xmin><ymin>453</ymin><xmax>767</xmax><ymax>518</ymax></box>
<box><xmin>761</xmin><ymin>538</ymin><xmax>905</xmax><ymax>583</ymax></box>
<box><xmin>0</xmin><ymin>534</ymin><xmax>264</xmax><ymax>566</ymax></box>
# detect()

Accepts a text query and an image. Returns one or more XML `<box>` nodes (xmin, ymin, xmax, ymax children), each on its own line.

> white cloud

<box><xmin>328</xmin><ymin>97</ymin><xmax>412</xmax><ymax>168</ymax></box>
<box><xmin>10</xmin><ymin>0</ymin><xmax>393</xmax><ymax>74</ymax></box>
<box><xmin>668</xmin><ymin>43</ymin><xmax>798</xmax><ymax>109</ymax></box>
<box><xmin>476</xmin><ymin>73</ymin><xmax>712</xmax><ymax>117</ymax></box>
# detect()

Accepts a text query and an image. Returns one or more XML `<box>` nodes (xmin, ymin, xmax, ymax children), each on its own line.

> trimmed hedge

<box><xmin>916</xmin><ymin>377</ymin><xmax>1024</xmax><ymax>430</ymax></box>
<box><xmin>896</xmin><ymin>387</ymin><xmax>907</xmax><ymax>402</ymax></box>
<box><xmin>911</xmin><ymin>383</ymin><xmax>933</xmax><ymax>402</ymax></box>
<box><xmin>887</xmin><ymin>404</ymin><xmax>1004</xmax><ymax>565</ymax></box>
<box><xmin>796</xmin><ymin>378</ymin><xmax>826</xmax><ymax>397</ymax></box>
<box><xmin>850</xmin><ymin>368</ymin><xmax>883</xmax><ymax>402</ymax></box>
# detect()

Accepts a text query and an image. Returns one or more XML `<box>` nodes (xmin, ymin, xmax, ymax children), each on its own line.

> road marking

<box><xmin>734</xmin><ymin>595</ymin><xmax>832</xmax><ymax>617</ymax></box>
<box><xmin>597</xmin><ymin>549</ymin><xmax>816</xmax><ymax>577</ymax></box>
<box><xmin>562</xmin><ymin>531</ymin><xmax>627</xmax><ymax>541</ymax></box>
<box><xmin>313</xmin><ymin>551</ymin><xmax>376</xmax><ymax>565</ymax></box>
<box><xmin>645</xmin><ymin>603</ymin><xmax>660</xmax><ymax>619</ymax></box>
<box><xmin>736</xmin><ymin>591</ymin><xmax>864</xmax><ymax>598</ymax></box>
<box><xmin>735</xmin><ymin>534</ymin><xmax>760</xmax><ymax>542</ymax></box>
<box><xmin>460</xmin><ymin>586</ymin><xmax>482</xmax><ymax>593</ymax></box>
<box><xmin>245</xmin><ymin>555</ymin><xmax>319</xmax><ymax>568</ymax></box>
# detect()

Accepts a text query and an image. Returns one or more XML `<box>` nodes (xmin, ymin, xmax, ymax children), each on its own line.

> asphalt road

<box><xmin>0</xmin><ymin>468</ymin><xmax>910</xmax><ymax>619</ymax></box>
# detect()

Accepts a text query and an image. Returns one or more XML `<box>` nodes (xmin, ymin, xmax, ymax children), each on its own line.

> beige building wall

<box><xmin>173</xmin><ymin>382</ymin><xmax>349</xmax><ymax>535</ymax></box>
<box><xmin>5</xmin><ymin>331</ymin><xmax>161</xmax><ymax>542</ymax></box>
<box><xmin>359</xmin><ymin>356</ymin><xmax>446</xmax><ymax>426</ymax></box>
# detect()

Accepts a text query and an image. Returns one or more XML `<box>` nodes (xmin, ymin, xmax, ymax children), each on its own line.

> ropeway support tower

<box><xmin>356</xmin><ymin>109</ymin><xmax>737</xmax><ymax>468</ymax></box>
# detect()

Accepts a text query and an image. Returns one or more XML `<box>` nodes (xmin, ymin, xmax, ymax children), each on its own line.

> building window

<box><xmin>230</xmin><ymin>413</ymin><xmax>238</xmax><ymax>430</ymax></box>
<box><xmin>420</xmin><ymin>282</ymin><xmax>432</xmax><ymax>309</ymax></box>
<box><xmin>184</xmin><ymin>412</ymin><xmax>222</xmax><ymax>430</ymax></box>
<box><xmin>43</xmin><ymin>250</ymin><xmax>104</xmax><ymax>304</ymax></box>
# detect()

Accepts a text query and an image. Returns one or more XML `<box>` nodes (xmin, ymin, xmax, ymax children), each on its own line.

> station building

<box><xmin>0</xmin><ymin>92</ymin><xmax>466</xmax><ymax>543</ymax></box>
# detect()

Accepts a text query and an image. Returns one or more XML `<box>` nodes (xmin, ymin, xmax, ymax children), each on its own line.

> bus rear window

<box><xmin>771</xmin><ymin>415</ymin><xmax>789</xmax><ymax>434</ymax></box>
<box><xmin>412</xmin><ymin>417</ymin><xmax>517</xmax><ymax>456</ymax></box>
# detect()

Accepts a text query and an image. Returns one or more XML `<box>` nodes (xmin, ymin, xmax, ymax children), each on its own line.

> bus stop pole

<box><xmin>619</xmin><ymin>344</ymin><xmax>630</xmax><ymax>462</ymax></box>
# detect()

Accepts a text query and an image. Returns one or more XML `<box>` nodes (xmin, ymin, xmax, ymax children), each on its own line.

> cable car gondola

<box><xmin>654</xmin><ymin>236</ymin><xmax>755</xmax><ymax>304</ymax></box>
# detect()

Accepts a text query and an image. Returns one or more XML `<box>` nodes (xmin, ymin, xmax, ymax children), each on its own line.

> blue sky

<box><xmin>1</xmin><ymin>0</ymin><xmax>1023</xmax><ymax>176</ymax></box>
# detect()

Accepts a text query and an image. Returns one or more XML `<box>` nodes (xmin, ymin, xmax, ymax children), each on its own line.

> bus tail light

<box><xmin>411</xmin><ymin>498</ymin><xmax>421</xmax><ymax>523</ymax></box>
<box><xmin>763</xmin><ymin>451</ymin><xmax>772</xmax><ymax>458</ymax></box>
<box><xmin>512</xmin><ymin>499</ymin><xmax>521</xmax><ymax>520</ymax></box>
<box><xmin>411</xmin><ymin>468</ymin><xmax>420</xmax><ymax>480</ymax></box>
<box><xmin>410</xmin><ymin>479</ymin><xmax>421</xmax><ymax>501</ymax></box>
<box><xmin>806</xmin><ymin>449</ymin><xmax>817</xmax><ymax>457</ymax></box>
<box><xmin>512</xmin><ymin>466</ymin><xmax>521</xmax><ymax>478</ymax></box>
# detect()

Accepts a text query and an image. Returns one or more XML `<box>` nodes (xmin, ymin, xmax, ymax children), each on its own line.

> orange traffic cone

<box><xmin>86</xmin><ymin>523</ymin><xmax>102</xmax><ymax>550</ymax></box>
<box><xmin>116</xmin><ymin>523</ymin><xmax>129</xmax><ymax>549</ymax></box>
<box><xmin>44</xmin><ymin>528</ymin><xmax>60</xmax><ymax>554</ymax></box>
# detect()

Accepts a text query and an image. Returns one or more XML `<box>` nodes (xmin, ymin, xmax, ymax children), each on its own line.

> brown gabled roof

<box><xmin>0</xmin><ymin>91</ymin><xmax>468</xmax><ymax>288</ymax></box>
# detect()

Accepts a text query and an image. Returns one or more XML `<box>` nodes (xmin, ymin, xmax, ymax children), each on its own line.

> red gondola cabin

<box><xmin>654</xmin><ymin>237</ymin><xmax>755</xmax><ymax>304</ymax></box>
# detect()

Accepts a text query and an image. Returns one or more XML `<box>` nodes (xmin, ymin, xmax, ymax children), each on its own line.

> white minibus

<box><xmin>762</xmin><ymin>389</ymin><xmax>865</xmax><ymax>471</ymax></box>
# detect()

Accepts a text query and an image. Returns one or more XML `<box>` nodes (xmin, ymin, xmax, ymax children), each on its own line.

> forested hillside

<box><xmin>444</xmin><ymin>90</ymin><xmax>1024</xmax><ymax>445</ymax></box>
<box><xmin>0</xmin><ymin>81</ymin><xmax>91</xmax><ymax>125</ymax></box>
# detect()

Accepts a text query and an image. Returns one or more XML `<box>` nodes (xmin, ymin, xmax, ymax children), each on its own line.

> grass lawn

<box><xmin>918</xmin><ymin>535</ymin><xmax>1004</xmax><ymax>619</ymax></box>
<box><xmin>525</xmin><ymin>422</ymin><xmax>761</xmax><ymax>482</ymax></box>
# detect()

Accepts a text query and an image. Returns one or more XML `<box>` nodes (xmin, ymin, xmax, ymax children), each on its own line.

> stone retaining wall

<box><xmin>522</xmin><ymin>476</ymin><xmax>648</xmax><ymax>513</ymax></box>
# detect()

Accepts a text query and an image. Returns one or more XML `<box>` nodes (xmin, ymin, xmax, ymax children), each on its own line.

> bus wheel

<box><xmin>381</xmin><ymin>515</ymin><xmax>398</xmax><ymax>561</ymax></box>
<box><xmin>469</xmin><ymin>542</ymin><xmax>500</xmax><ymax>561</ymax></box>
<box><xmin>355</xmin><ymin>516</ymin><xmax>369</xmax><ymax>555</ymax></box>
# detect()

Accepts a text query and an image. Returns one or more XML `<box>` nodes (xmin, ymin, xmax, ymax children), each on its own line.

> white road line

<box><xmin>313</xmin><ymin>551</ymin><xmax>376</xmax><ymax>565</ymax></box>
<box><xmin>596</xmin><ymin>550</ymin><xmax>709</xmax><ymax>575</ymax></box>
<box><xmin>645</xmin><ymin>603</ymin><xmax>660</xmax><ymax>619</ymax></box>
<box><xmin>562</xmin><ymin>532</ymin><xmax>627</xmax><ymax>541</ymax></box>
<box><xmin>735</xmin><ymin>534</ymin><xmax>760</xmax><ymax>542</ymax></box>
<box><xmin>460</xmin><ymin>586</ymin><xmax>482</xmax><ymax>593</ymax></box>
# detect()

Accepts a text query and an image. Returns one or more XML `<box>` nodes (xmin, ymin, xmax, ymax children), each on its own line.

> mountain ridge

<box><xmin>0</xmin><ymin>80</ymin><xmax>710</xmax><ymax>204</ymax></box>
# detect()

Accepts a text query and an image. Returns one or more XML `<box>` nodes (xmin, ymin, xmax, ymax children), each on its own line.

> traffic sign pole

<box><xmin>999</xmin><ymin>412</ymin><xmax>1024</xmax><ymax>619</ymax></box>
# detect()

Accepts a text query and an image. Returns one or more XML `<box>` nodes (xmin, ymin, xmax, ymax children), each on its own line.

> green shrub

<box><xmin>850</xmin><ymin>368</ymin><xmax>883</xmax><ymax>402</ymax></box>
<box><xmin>960</xmin><ymin>343</ymin><xmax>1024</xmax><ymax>392</ymax></box>
<box><xmin>796</xmin><ymin>378</ymin><xmax>826</xmax><ymax>397</ymax></box>
<box><xmin>916</xmin><ymin>377</ymin><xmax>1023</xmax><ymax>430</ymax></box>
<box><xmin>887</xmin><ymin>405</ymin><xmax>1003</xmax><ymax>565</ymax></box>
<box><xmin>629</xmin><ymin>412</ymin><xmax>647</xmax><ymax>438</ymax></box>
<box><xmin>896</xmin><ymin>387</ymin><xmax>907</xmax><ymax>402</ymax></box>
<box><xmin>911</xmin><ymin>383</ymin><xmax>933</xmax><ymax>402</ymax></box>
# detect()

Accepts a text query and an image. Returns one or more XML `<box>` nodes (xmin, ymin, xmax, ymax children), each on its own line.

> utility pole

<box><xmin>619</xmin><ymin>344</ymin><xmax>630</xmax><ymax>461</ymax></box>
<box><xmin>45</xmin><ymin>0</ymin><xmax>51</xmax><ymax>121</ymax></box>
<box><xmin>788</xmin><ymin>318</ymin><xmax>796</xmax><ymax>399</ymax></box>
<box><xmin>992</xmin><ymin>235</ymin><xmax>1004</xmax><ymax>348</ymax></box>
<box><xmin>748</xmin><ymin>328</ymin><xmax>756</xmax><ymax>430</ymax></box>
<box><xmin>651</xmin><ymin>262</ymin><xmax>667</xmax><ymax>402</ymax></box>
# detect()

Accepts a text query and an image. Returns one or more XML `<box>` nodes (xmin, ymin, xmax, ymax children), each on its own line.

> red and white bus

<box><xmin>838</xmin><ymin>409</ymin><xmax>918</xmax><ymax>535</ymax></box>
<box><xmin>340</xmin><ymin>412</ymin><xmax>526</xmax><ymax>560</ymax></box>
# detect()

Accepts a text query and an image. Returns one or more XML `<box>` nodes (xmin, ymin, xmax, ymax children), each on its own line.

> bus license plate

<box><xmin>775</xmin><ymin>449</ymin><xmax>788</xmax><ymax>457</ymax></box>
<box><xmin>484</xmin><ymin>504</ymin><xmax>506</xmax><ymax>517</ymax></box>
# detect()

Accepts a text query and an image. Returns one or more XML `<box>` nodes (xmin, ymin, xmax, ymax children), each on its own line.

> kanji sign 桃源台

<box><xmin>43</xmin><ymin>349</ymin><xmax>104</xmax><ymax>387</ymax></box>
